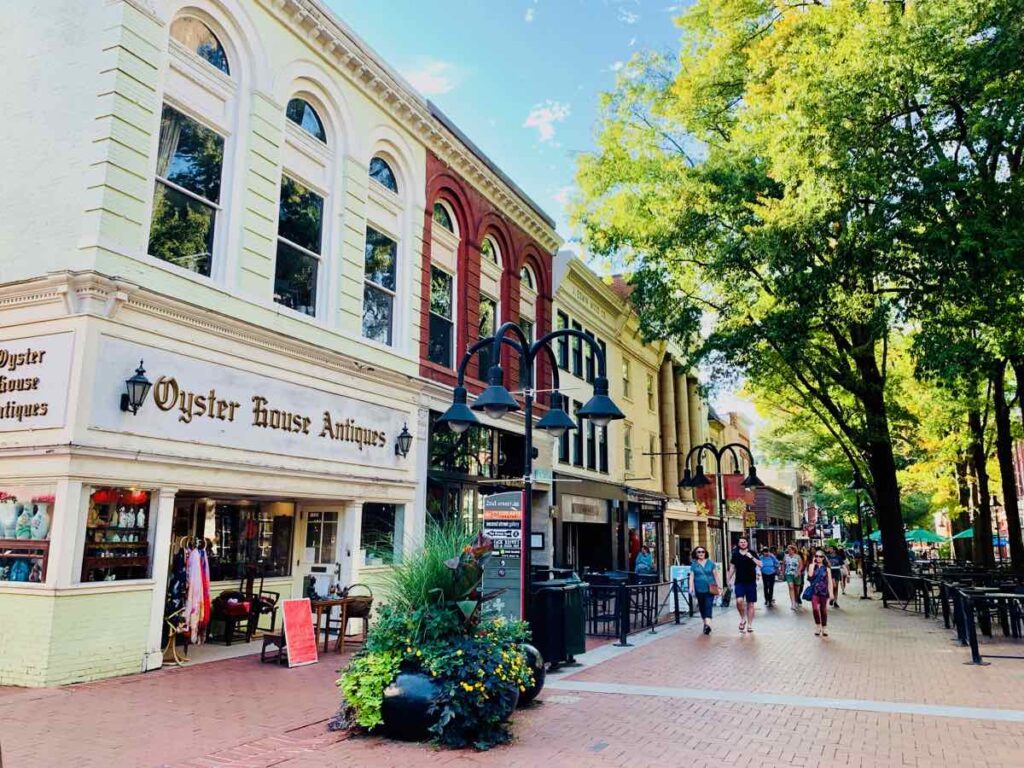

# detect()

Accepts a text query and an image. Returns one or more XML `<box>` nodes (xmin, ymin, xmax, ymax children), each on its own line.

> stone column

<box><xmin>687</xmin><ymin>377</ymin><xmax>703</xmax><ymax>463</ymax></box>
<box><xmin>675</xmin><ymin>372</ymin><xmax>692</xmax><ymax>500</ymax></box>
<box><xmin>658</xmin><ymin>360</ymin><xmax>678</xmax><ymax>496</ymax></box>
<box><xmin>48</xmin><ymin>478</ymin><xmax>85</xmax><ymax>588</ymax></box>
<box><xmin>144</xmin><ymin>487</ymin><xmax>178</xmax><ymax>671</ymax></box>
<box><xmin>340</xmin><ymin>501</ymin><xmax>364</xmax><ymax>587</ymax></box>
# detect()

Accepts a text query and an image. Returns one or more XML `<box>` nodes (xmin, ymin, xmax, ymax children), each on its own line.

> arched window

<box><xmin>285</xmin><ymin>98</ymin><xmax>326</xmax><ymax>143</ymax></box>
<box><xmin>170</xmin><ymin>17</ymin><xmax>229</xmax><ymax>75</ymax></box>
<box><xmin>369</xmin><ymin>157</ymin><xmax>398</xmax><ymax>193</ymax></box>
<box><xmin>520</xmin><ymin>265</ymin><xmax>536</xmax><ymax>290</ymax></box>
<box><xmin>432</xmin><ymin>202</ymin><xmax>454</xmax><ymax>233</ymax></box>
<box><xmin>481</xmin><ymin>236</ymin><xmax>501</xmax><ymax>266</ymax></box>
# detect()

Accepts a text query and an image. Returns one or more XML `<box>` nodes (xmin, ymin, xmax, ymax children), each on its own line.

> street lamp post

<box><xmin>437</xmin><ymin>322</ymin><xmax>624</xmax><ymax>623</ymax></box>
<box><xmin>678</xmin><ymin>442</ymin><xmax>765</xmax><ymax>601</ymax></box>
<box><xmin>847</xmin><ymin>472</ymin><xmax>871</xmax><ymax>600</ymax></box>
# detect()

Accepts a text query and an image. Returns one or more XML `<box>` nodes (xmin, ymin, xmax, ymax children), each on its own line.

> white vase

<box><xmin>16</xmin><ymin>505</ymin><xmax>33</xmax><ymax>539</ymax></box>
<box><xmin>30</xmin><ymin>503</ymin><xmax>51</xmax><ymax>540</ymax></box>
<box><xmin>0</xmin><ymin>501</ymin><xmax>17</xmax><ymax>539</ymax></box>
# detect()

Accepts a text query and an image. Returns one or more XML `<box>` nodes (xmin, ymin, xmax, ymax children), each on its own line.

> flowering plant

<box><xmin>336</xmin><ymin>519</ymin><xmax>533</xmax><ymax>749</ymax></box>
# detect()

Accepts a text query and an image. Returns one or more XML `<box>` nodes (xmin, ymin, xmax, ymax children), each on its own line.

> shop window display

<box><xmin>172</xmin><ymin>498</ymin><xmax>294</xmax><ymax>582</ymax></box>
<box><xmin>0</xmin><ymin>484</ymin><xmax>54</xmax><ymax>583</ymax></box>
<box><xmin>361</xmin><ymin>503</ymin><xmax>404</xmax><ymax>566</ymax></box>
<box><xmin>81</xmin><ymin>487</ymin><xmax>153</xmax><ymax>582</ymax></box>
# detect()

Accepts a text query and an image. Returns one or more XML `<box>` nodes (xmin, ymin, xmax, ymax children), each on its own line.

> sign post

<box><xmin>481</xmin><ymin>491</ymin><xmax>526</xmax><ymax>622</ymax></box>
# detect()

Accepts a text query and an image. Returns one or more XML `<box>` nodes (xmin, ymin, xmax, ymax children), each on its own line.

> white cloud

<box><xmin>525</xmin><ymin>8</ymin><xmax>535</xmax><ymax>22</ymax></box>
<box><xmin>553</xmin><ymin>186</ymin><xmax>573</xmax><ymax>207</ymax></box>
<box><xmin>618</xmin><ymin>8</ymin><xmax>640</xmax><ymax>24</ymax></box>
<box><xmin>402</xmin><ymin>59</ymin><xmax>458</xmax><ymax>96</ymax></box>
<box><xmin>628</xmin><ymin>36</ymin><xmax>637</xmax><ymax>47</ymax></box>
<box><xmin>610</xmin><ymin>61</ymin><xmax>625</xmax><ymax>72</ymax></box>
<box><xmin>523</xmin><ymin>100</ymin><xmax>571</xmax><ymax>142</ymax></box>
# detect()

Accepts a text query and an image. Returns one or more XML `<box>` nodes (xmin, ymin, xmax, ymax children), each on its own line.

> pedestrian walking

<box><xmin>688</xmin><ymin>546</ymin><xmax>720</xmax><ymax>635</ymax></box>
<box><xmin>826</xmin><ymin>545</ymin><xmax>843</xmax><ymax>608</ymax></box>
<box><xmin>838</xmin><ymin>545</ymin><xmax>850</xmax><ymax>595</ymax></box>
<box><xmin>760</xmin><ymin>547</ymin><xmax>779</xmax><ymax>607</ymax></box>
<box><xmin>805</xmin><ymin>549</ymin><xmax>836</xmax><ymax>636</ymax></box>
<box><xmin>728</xmin><ymin>536</ymin><xmax>762</xmax><ymax>633</ymax></box>
<box><xmin>783</xmin><ymin>544</ymin><xmax>802</xmax><ymax>609</ymax></box>
<box><xmin>795</xmin><ymin>547</ymin><xmax>809</xmax><ymax>606</ymax></box>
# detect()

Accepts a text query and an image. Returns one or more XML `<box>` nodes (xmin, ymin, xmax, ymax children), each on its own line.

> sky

<box><xmin>326</xmin><ymin>0</ymin><xmax>760</xmax><ymax>430</ymax></box>
<box><xmin>327</xmin><ymin>0</ymin><xmax>689</xmax><ymax>239</ymax></box>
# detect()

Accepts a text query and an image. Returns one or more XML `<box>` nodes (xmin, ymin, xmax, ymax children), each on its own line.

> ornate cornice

<box><xmin>260</xmin><ymin>0</ymin><xmax>562</xmax><ymax>253</ymax></box>
<box><xmin>0</xmin><ymin>271</ymin><xmax>424</xmax><ymax>398</ymax></box>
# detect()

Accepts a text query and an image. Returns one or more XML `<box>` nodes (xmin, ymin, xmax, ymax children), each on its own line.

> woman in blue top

<box><xmin>688</xmin><ymin>546</ymin><xmax>721</xmax><ymax>635</ymax></box>
<box><xmin>760</xmin><ymin>547</ymin><xmax>780</xmax><ymax>607</ymax></box>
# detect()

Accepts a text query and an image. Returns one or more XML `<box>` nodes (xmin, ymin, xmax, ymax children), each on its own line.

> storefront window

<box><xmin>1</xmin><ymin>483</ymin><xmax>55</xmax><ymax>583</ymax></box>
<box><xmin>173</xmin><ymin>498</ymin><xmax>294</xmax><ymax>580</ymax></box>
<box><xmin>362</xmin><ymin>503</ymin><xmax>404</xmax><ymax>566</ymax></box>
<box><xmin>81</xmin><ymin>487</ymin><xmax>154</xmax><ymax>583</ymax></box>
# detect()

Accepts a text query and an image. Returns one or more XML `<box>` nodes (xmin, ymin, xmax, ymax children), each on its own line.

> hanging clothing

<box><xmin>185</xmin><ymin>547</ymin><xmax>208</xmax><ymax>644</ymax></box>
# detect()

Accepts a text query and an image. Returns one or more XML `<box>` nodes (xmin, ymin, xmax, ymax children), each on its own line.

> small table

<box><xmin>310</xmin><ymin>598</ymin><xmax>353</xmax><ymax>654</ymax></box>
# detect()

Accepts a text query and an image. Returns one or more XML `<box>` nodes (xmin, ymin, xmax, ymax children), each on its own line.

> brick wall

<box><xmin>418</xmin><ymin>151</ymin><xmax>553</xmax><ymax>407</ymax></box>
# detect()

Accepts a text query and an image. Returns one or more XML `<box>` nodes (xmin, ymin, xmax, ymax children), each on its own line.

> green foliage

<box><xmin>337</xmin><ymin>650</ymin><xmax>401</xmax><ymax>729</ymax></box>
<box><xmin>337</xmin><ymin>519</ymin><xmax>531</xmax><ymax>750</ymax></box>
<box><xmin>381</xmin><ymin>517</ymin><xmax>477</xmax><ymax>611</ymax></box>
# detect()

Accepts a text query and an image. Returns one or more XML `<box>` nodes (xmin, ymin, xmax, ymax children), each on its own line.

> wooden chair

<box><xmin>209</xmin><ymin>590</ymin><xmax>255</xmax><ymax>645</ymax></box>
<box><xmin>335</xmin><ymin>584</ymin><xmax>373</xmax><ymax>653</ymax></box>
<box><xmin>241</xmin><ymin>565</ymin><xmax>280</xmax><ymax>633</ymax></box>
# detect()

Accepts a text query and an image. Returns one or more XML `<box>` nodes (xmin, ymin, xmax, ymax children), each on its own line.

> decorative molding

<box><xmin>0</xmin><ymin>271</ymin><xmax>424</xmax><ymax>397</ymax></box>
<box><xmin>258</xmin><ymin>0</ymin><xmax>561</xmax><ymax>253</ymax></box>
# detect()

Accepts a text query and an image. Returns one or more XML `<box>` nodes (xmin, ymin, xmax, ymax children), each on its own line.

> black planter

<box><xmin>517</xmin><ymin>643</ymin><xmax>546</xmax><ymax>706</ymax></box>
<box><xmin>380</xmin><ymin>671</ymin><xmax>442</xmax><ymax>741</ymax></box>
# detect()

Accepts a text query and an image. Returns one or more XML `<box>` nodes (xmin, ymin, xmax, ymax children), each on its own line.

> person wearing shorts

<box><xmin>728</xmin><ymin>537</ymin><xmax>762</xmax><ymax>633</ymax></box>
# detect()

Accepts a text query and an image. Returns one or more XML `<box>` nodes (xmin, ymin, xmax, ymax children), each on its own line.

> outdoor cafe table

<box><xmin>310</xmin><ymin>597</ymin><xmax>355</xmax><ymax>653</ymax></box>
<box><xmin>977</xmin><ymin>592</ymin><xmax>1024</xmax><ymax>638</ymax></box>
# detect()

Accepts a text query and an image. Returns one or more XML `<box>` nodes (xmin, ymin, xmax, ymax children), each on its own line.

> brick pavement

<box><xmin>2</xmin><ymin>577</ymin><xmax>1024</xmax><ymax>768</ymax></box>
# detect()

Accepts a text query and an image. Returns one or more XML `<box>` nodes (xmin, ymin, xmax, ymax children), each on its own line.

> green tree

<box><xmin>574</xmin><ymin>0</ymin><xmax>1024</xmax><ymax>578</ymax></box>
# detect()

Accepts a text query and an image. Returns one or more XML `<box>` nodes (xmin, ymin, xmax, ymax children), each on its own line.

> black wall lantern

<box><xmin>120</xmin><ymin>360</ymin><xmax>152</xmax><ymax>415</ymax></box>
<box><xmin>394</xmin><ymin>423</ymin><xmax>413</xmax><ymax>458</ymax></box>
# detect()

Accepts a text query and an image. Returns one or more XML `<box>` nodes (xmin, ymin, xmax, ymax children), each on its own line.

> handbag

<box><xmin>709</xmin><ymin>583</ymin><xmax>720</xmax><ymax>596</ymax></box>
<box><xmin>802</xmin><ymin>566</ymin><xmax>822</xmax><ymax>601</ymax></box>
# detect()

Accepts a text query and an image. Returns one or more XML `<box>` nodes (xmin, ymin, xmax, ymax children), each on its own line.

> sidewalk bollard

<box><xmin>615</xmin><ymin>582</ymin><xmax>632</xmax><ymax>647</ymax></box>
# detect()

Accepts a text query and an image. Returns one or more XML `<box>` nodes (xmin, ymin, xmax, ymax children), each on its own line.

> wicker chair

<box><xmin>334</xmin><ymin>583</ymin><xmax>373</xmax><ymax>652</ymax></box>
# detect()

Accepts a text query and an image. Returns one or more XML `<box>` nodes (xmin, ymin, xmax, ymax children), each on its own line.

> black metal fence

<box><xmin>583</xmin><ymin>579</ymin><xmax>688</xmax><ymax>646</ymax></box>
<box><xmin>882</xmin><ymin>568</ymin><xmax>1024</xmax><ymax>665</ymax></box>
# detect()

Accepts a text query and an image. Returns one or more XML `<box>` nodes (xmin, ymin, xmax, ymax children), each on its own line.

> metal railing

<box><xmin>584</xmin><ymin>579</ymin><xmax>688</xmax><ymax>646</ymax></box>
<box><xmin>879</xmin><ymin>572</ymin><xmax>932</xmax><ymax>617</ymax></box>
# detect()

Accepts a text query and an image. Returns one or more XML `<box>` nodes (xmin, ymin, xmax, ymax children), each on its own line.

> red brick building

<box><xmin>417</xmin><ymin>109</ymin><xmax>555</xmax><ymax>398</ymax></box>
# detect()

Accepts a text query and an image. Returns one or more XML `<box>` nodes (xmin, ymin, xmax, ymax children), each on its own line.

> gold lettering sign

<box><xmin>151</xmin><ymin>375</ymin><xmax>387</xmax><ymax>451</ymax></box>
<box><xmin>0</xmin><ymin>343</ymin><xmax>51</xmax><ymax>424</ymax></box>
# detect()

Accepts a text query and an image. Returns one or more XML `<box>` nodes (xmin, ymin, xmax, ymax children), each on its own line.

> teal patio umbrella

<box><xmin>904</xmin><ymin>528</ymin><xmax>946</xmax><ymax>543</ymax></box>
<box><xmin>950</xmin><ymin>527</ymin><xmax>1007</xmax><ymax>545</ymax></box>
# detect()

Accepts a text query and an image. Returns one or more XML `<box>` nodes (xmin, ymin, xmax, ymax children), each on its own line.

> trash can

<box><xmin>530</xmin><ymin>579</ymin><xmax>586</xmax><ymax>666</ymax></box>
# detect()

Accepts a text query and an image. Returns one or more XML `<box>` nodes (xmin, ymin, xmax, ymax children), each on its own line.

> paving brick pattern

<box><xmin>2</xmin><ymin>578</ymin><xmax>1023</xmax><ymax>768</ymax></box>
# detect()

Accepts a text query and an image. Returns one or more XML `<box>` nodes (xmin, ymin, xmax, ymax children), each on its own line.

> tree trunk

<box><xmin>968</xmin><ymin>408</ymin><xmax>996</xmax><ymax>569</ymax></box>
<box><xmin>953</xmin><ymin>460</ymin><xmax>973</xmax><ymax>562</ymax></box>
<box><xmin>992</xmin><ymin>361</ymin><xmax>1024</xmax><ymax>573</ymax></box>
<box><xmin>851</xmin><ymin>338</ymin><xmax>910</xmax><ymax>579</ymax></box>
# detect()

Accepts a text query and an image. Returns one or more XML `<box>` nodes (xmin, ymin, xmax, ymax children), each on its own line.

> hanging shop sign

<box><xmin>90</xmin><ymin>336</ymin><xmax>408</xmax><ymax>466</ymax></box>
<box><xmin>481</xmin><ymin>491</ymin><xmax>525</xmax><ymax>622</ymax></box>
<box><xmin>0</xmin><ymin>333</ymin><xmax>74</xmax><ymax>433</ymax></box>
